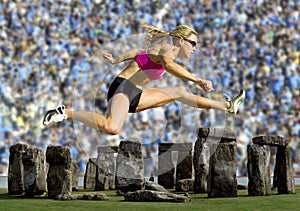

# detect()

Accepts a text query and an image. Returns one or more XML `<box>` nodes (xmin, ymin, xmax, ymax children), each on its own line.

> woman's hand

<box><xmin>103</xmin><ymin>53</ymin><xmax>116</xmax><ymax>64</ymax></box>
<box><xmin>197</xmin><ymin>79</ymin><xmax>214</xmax><ymax>92</ymax></box>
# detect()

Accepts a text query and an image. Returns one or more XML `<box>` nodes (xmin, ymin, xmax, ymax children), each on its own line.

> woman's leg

<box><xmin>65</xmin><ymin>93</ymin><xmax>130</xmax><ymax>135</ymax></box>
<box><xmin>135</xmin><ymin>87</ymin><xmax>229</xmax><ymax>112</ymax></box>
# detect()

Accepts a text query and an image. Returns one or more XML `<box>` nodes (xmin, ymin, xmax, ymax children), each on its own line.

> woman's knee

<box><xmin>98</xmin><ymin>118</ymin><xmax>120</xmax><ymax>135</ymax></box>
<box><xmin>173</xmin><ymin>87</ymin><xmax>188</xmax><ymax>99</ymax></box>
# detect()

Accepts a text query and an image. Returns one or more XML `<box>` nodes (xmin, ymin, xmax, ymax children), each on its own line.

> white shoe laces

<box><xmin>52</xmin><ymin>113</ymin><xmax>67</xmax><ymax>122</ymax></box>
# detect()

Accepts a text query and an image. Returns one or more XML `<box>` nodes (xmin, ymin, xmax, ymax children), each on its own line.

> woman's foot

<box><xmin>227</xmin><ymin>89</ymin><xmax>245</xmax><ymax>115</ymax></box>
<box><xmin>43</xmin><ymin>105</ymin><xmax>68</xmax><ymax>126</ymax></box>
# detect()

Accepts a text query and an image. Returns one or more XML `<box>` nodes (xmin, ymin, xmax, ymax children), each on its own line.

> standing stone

<box><xmin>247</xmin><ymin>144</ymin><xmax>271</xmax><ymax>196</ymax></box>
<box><xmin>84</xmin><ymin>158</ymin><xmax>97</xmax><ymax>189</ymax></box>
<box><xmin>208</xmin><ymin>142</ymin><xmax>237</xmax><ymax>197</ymax></box>
<box><xmin>95</xmin><ymin>146</ymin><xmax>117</xmax><ymax>191</ymax></box>
<box><xmin>158</xmin><ymin>144</ymin><xmax>174</xmax><ymax>189</ymax></box>
<box><xmin>274</xmin><ymin>147</ymin><xmax>295</xmax><ymax>194</ymax></box>
<box><xmin>158</xmin><ymin>143</ymin><xmax>193</xmax><ymax>189</ymax></box>
<box><xmin>22</xmin><ymin>147</ymin><xmax>47</xmax><ymax>197</ymax></box>
<box><xmin>252</xmin><ymin>135</ymin><xmax>295</xmax><ymax>194</ymax></box>
<box><xmin>8</xmin><ymin>143</ymin><xmax>28</xmax><ymax>195</ymax></box>
<box><xmin>193</xmin><ymin>135</ymin><xmax>210</xmax><ymax>193</ymax></box>
<box><xmin>175</xmin><ymin>143</ymin><xmax>193</xmax><ymax>182</ymax></box>
<box><xmin>116</xmin><ymin>141</ymin><xmax>144</xmax><ymax>194</ymax></box>
<box><xmin>72</xmin><ymin>162</ymin><xmax>79</xmax><ymax>191</ymax></box>
<box><xmin>203</xmin><ymin>128</ymin><xmax>237</xmax><ymax>198</ymax></box>
<box><xmin>46</xmin><ymin>146</ymin><xmax>72</xmax><ymax>199</ymax></box>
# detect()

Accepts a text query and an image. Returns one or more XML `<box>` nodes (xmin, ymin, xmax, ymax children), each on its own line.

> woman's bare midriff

<box><xmin>117</xmin><ymin>61</ymin><xmax>152</xmax><ymax>87</ymax></box>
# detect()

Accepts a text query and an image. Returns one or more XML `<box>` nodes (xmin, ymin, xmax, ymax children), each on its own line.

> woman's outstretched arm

<box><xmin>159</xmin><ymin>51</ymin><xmax>214</xmax><ymax>92</ymax></box>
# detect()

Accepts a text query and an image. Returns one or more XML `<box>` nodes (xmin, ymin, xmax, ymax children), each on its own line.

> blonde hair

<box><xmin>140</xmin><ymin>23</ymin><xmax>197</xmax><ymax>48</ymax></box>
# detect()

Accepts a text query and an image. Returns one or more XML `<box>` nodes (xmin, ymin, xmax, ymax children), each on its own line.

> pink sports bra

<box><xmin>134</xmin><ymin>50</ymin><xmax>165</xmax><ymax>80</ymax></box>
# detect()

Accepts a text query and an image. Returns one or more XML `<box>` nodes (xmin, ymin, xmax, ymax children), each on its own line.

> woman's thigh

<box><xmin>135</xmin><ymin>87</ymin><xmax>186</xmax><ymax>112</ymax></box>
<box><xmin>106</xmin><ymin>93</ymin><xmax>130</xmax><ymax>131</ymax></box>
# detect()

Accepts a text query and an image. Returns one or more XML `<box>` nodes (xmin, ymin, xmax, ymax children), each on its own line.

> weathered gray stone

<box><xmin>194</xmin><ymin>128</ymin><xmax>237</xmax><ymax>196</ymax></box>
<box><xmin>56</xmin><ymin>192</ymin><xmax>108</xmax><ymax>200</ymax></box>
<box><xmin>97</xmin><ymin>145</ymin><xmax>118</xmax><ymax>153</ymax></box>
<box><xmin>208</xmin><ymin>141</ymin><xmax>238</xmax><ymax>198</ymax></box>
<box><xmin>81</xmin><ymin>192</ymin><xmax>108</xmax><ymax>200</ymax></box>
<box><xmin>46</xmin><ymin>146</ymin><xmax>72</xmax><ymax>199</ymax></box>
<box><xmin>158</xmin><ymin>143</ymin><xmax>193</xmax><ymax>189</ymax></box>
<box><xmin>46</xmin><ymin>146</ymin><xmax>72</xmax><ymax>167</ymax></box>
<box><xmin>252</xmin><ymin>136</ymin><xmax>288</xmax><ymax>147</ymax></box>
<box><xmin>197</xmin><ymin>128</ymin><xmax>236</xmax><ymax>140</ymax></box>
<box><xmin>124</xmin><ymin>190</ymin><xmax>190</xmax><ymax>202</ymax></box>
<box><xmin>72</xmin><ymin>162</ymin><xmax>79</xmax><ymax>191</ymax></box>
<box><xmin>22</xmin><ymin>147</ymin><xmax>47</xmax><ymax>197</ymax></box>
<box><xmin>158</xmin><ymin>147</ymin><xmax>174</xmax><ymax>189</ymax></box>
<box><xmin>247</xmin><ymin>144</ymin><xmax>271</xmax><ymax>196</ymax></box>
<box><xmin>193</xmin><ymin>137</ymin><xmax>209</xmax><ymax>193</ymax></box>
<box><xmin>116</xmin><ymin>141</ymin><xmax>144</xmax><ymax>193</ymax></box>
<box><xmin>274</xmin><ymin>147</ymin><xmax>295</xmax><ymax>194</ymax></box>
<box><xmin>8</xmin><ymin>143</ymin><xmax>28</xmax><ymax>195</ymax></box>
<box><xmin>176</xmin><ymin>145</ymin><xmax>193</xmax><ymax>182</ymax></box>
<box><xmin>145</xmin><ymin>181</ymin><xmax>168</xmax><ymax>192</ymax></box>
<box><xmin>176</xmin><ymin>179</ymin><xmax>194</xmax><ymax>192</ymax></box>
<box><xmin>84</xmin><ymin>158</ymin><xmax>97</xmax><ymax>189</ymax></box>
<box><xmin>95</xmin><ymin>146</ymin><xmax>117</xmax><ymax>191</ymax></box>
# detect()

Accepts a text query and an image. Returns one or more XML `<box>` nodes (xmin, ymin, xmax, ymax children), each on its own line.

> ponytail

<box><xmin>140</xmin><ymin>23</ymin><xmax>170</xmax><ymax>48</ymax></box>
<box><xmin>140</xmin><ymin>23</ymin><xmax>197</xmax><ymax>48</ymax></box>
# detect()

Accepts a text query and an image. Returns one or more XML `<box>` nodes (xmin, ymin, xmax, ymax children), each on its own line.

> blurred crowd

<box><xmin>0</xmin><ymin>0</ymin><xmax>299</xmax><ymax>177</ymax></box>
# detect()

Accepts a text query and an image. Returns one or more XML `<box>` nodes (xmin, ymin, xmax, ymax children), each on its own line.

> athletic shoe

<box><xmin>227</xmin><ymin>89</ymin><xmax>245</xmax><ymax>115</ymax></box>
<box><xmin>43</xmin><ymin>105</ymin><xmax>67</xmax><ymax>126</ymax></box>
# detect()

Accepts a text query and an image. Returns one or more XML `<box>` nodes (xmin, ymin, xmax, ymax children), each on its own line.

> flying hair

<box><xmin>140</xmin><ymin>23</ymin><xmax>197</xmax><ymax>48</ymax></box>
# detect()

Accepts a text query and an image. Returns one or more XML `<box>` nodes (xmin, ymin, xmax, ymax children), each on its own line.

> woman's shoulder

<box><xmin>147</xmin><ymin>43</ymin><xmax>174</xmax><ymax>55</ymax></box>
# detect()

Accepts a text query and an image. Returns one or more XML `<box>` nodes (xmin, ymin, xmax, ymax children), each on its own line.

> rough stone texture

<box><xmin>193</xmin><ymin>137</ymin><xmax>209</xmax><ymax>193</ymax></box>
<box><xmin>252</xmin><ymin>136</ymin><xmax>288</xmax><ymax>147</ymax></box>
<box><xmin>56</xmin><ymin>192</ymin><xmax>108</xmax><ymax>200</ymax></box>
<box><xmin>208</xmin><ymin>142</ymin><xmax>238</xmax><ymax>198</ymax></box>
<box><xmin>124</xmin><ymin>190</ymin><xmax>190</xmax><ymax>203</ymax></box>
<box><xmin>145</xmin><ymin>181</ymin><xmax>168</xmax><ymax>192</ymax></box>
<box><xmin>176</xmin><ymin>144</ymin><xmax>193</xmax><ymax>182</ymax></box>
<box><xmin>72</xmin><ymin>162</ymin><xmax>79</xmax><ymax>191</ymax></box>
<box><xmin>194</xmin><ymin>128</ymin><xmax>237</xmax><ymax>194</ymax></box>
<box><xmin>158</xmin><ymin>143</ymin><xmax>193</xmax><ymax>189</ymax></box>
<box><xmin>22</xmin><ymin>147</ymin><xmax>47</xmax><ymax>197</ymax></box>
<box><xmin>197</xmin><ymin>127</ymin><xmax>236</xmax><ymax>140</ymax></box>
<box><xmin>176</xmin><ymin>179</ymin><xmax>194</xmax><ymax>192</ymax></box>
<box><xmin>116</xmin><ymin>141</ymin><xmax>144</xmax><ymax>194</ymax></box>
<box><xmin>247</xmin><ymin>144</ymin><xmax>271</xmax><ymax>196</ymax></box>
<box><xmin>8</xmin><ymin>143</ymin><xmax>28</xmax><ymax>195</ymax></box>
<box><xmin>46</xmin><ymin>146</ymin><xmax>72</xmax><ymax>199</ymax></box>
<box><xmin>95</xmin><ymin>146</ymin><xmax>117</xmax><ymax>191</ymax></box>
<box><xmin>84</xmin><ymin>158</ymin><xmax>97</xmax><ymax>189</ymax></box>
<box><xmin>250</xmin><ymin>136</ymin><xmax>295</xmax><ymax>195</ymax></box>
<box><xmin>194</xmin><ymin>128</ymin><xmax>237</xmax><ymax>197</ymax></box>
<box><xmin>158</xmin><ymin>146</ymin><xmax>174</xmax><ymax>189</ymax></box>
<box><xmin>274</xmin><ymin>146</ymin><xmax>295</xmax><ymax>194</ymax></box>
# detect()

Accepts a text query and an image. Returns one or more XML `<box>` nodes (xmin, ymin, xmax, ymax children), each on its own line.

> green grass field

<box><xmin>0</xmin><ymin>187</ymin><xmax>298</xmax><ymax>211</ymax></box>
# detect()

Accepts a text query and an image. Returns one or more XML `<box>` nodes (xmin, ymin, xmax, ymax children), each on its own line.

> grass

<box><xmin>0</xmin><ymin>187</ymin><xmax>299</xmax><ymax>211</ymax></box>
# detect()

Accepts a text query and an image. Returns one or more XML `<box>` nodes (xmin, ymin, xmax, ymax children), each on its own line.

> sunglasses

<box><xmin>183</xmin><ymin>38</ymin><xmax>197</xmax><ymax>47</ymax></box>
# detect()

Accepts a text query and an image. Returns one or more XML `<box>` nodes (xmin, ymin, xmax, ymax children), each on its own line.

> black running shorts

<box><xmin>107</xmin><ymin>77</ymin><xmax>143</xmax><ymax>113</ymax></box>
